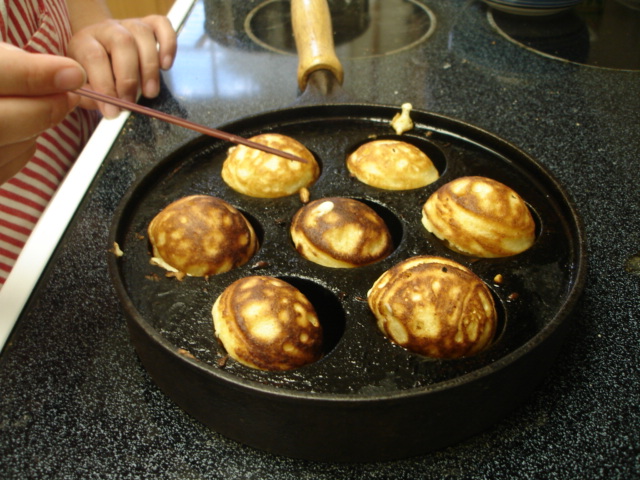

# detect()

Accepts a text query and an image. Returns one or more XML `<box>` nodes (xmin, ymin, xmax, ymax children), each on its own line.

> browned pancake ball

<box><xmin>368</xmin><ymin>256</ymin><xmax>497</xmax><ymax>359</ymax></box>
<box><xmin>212</xmin><ymin>276</ymin><xmax>323</xmax><ymax>371</ymax></box>
<box><xmin>290</xmin><ymin>197</ymin><xmax>393</xmax><ymax>268</ymax></box>
<box><xmin>422</xmin><ymin>176</ymin><xmax>536</xmax><ymax>258</ymax></box>
<box><xmin>346</xmin><ymin>139</ymin><xmax>439</xmax><ymax>190</ymax></box>
<box><xmin>221</xmin><ymin>133</ymin><xmax>319</xmax><ymax>198</ymax></box>
<box><xmin>148</xmin><ymin>195</ymin><xmax>258</xmax><ymax>277</ymax></box>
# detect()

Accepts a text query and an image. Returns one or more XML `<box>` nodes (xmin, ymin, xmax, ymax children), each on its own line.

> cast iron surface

<box><xmin>108</xmin><ymin>103</ymin><xmax>585</xmax><ymax>459</ymax></box>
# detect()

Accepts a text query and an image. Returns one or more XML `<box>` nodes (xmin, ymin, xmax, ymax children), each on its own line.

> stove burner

<box><xmin>488</xmin><ymin>0</ymin><xmax>640</xmax><ymax>70</ymax></box>
<box><xmin>245</xmin><ymin>0</ymin><xmax>436</xmax><ymax>58</ymax></box>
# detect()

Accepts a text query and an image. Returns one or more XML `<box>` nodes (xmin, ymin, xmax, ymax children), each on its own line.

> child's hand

<box><xmin>67</xmin><ymin>15</ymin><xmax>177</xmax><ymax>119</ymax></box>
<box><xmin>0</xmin><ymin>43</ymin><xmax>86</xmax><ymax>184</ymax></box>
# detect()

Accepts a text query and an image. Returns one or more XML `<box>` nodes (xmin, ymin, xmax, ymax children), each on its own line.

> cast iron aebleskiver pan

<box><xmin>107</xmin><ymin>0</ymin><xmax>586</xmax><ymax>462</ymax></box>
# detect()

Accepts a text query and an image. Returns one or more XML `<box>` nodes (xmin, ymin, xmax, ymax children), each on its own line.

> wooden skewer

<box><xmin>75</xmin><ymin>87</ymin><xmax>307</xmax><ymax>163</ymax></box>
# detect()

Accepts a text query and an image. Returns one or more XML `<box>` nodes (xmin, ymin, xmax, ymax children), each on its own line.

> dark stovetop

<box><xmin>1</xmin><ymin>0</ymin><xmax>639</xmax><ymax>478</ymax></box>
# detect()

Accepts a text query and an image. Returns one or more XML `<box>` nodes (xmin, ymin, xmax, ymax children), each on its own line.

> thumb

<box><xmin>0</xmin><ymin>42</ymin><xmax>87</xmax><ymax>95</ymax></box>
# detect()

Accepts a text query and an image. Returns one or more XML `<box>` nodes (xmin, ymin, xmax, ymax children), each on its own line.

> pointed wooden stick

<box><xmin>76</xmin><ymin>87</ymin><xmax>307</xmax><ymax>163</ymax></box>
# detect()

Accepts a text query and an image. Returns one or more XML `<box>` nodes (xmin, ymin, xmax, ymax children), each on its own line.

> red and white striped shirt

<box><xmin>0</xmin><ymin>0</ymin><xmax>99</xmax><ymax>288</ymax></box>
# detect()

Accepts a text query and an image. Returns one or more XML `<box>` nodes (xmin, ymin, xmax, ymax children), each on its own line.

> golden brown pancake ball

<box><xmin>148</xmin><ymin>195</ymin><xmax>258</xmax><ymax>277</ymax></box>
<box><xmin>422</xmin><ymin>176</ymin><xmax>535</xmax><ymax>257</ymax></box>
<box><xmin>346</xmin><ymin>139</ymin><xmax>439</xmax><ymax>190</ymax></box>
<box><xmin>222</xmin><ymin>133</ymin><xmax>319</xmax><ymax>198</ymax></box>
<box><xmin>290</xmin><ymin>197</ymin><xmax>393</xmax><ymax>268</ymax></box>
<box><xmin>367</xmin><ymin>256</ymin><xmax>497</xmax><ymax>359</ymax></box>
<box><xmin>212</xmin><ymin>276</ymin><xmax>323</xmax><ymax>371</ymax></box>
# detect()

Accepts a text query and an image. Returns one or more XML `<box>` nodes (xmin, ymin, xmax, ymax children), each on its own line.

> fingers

<box><xmin>117</xmin><ymin>18</ymin><xmax>160</xmax><ymax>99</ymax></box>
<box><xmin>118</xmin><ymin>16</ymin><xmax>177</xmax><ymax>99</ymax></box>
<box><xmin>67</xmin><ymin>16</ymin><xmax>177</xmax><ymax>119</ymax></box>
<box><xmin>0</xmin><ymin>42</ymin><xmax>82</xmax><ymax>143</ymax></box>
<box><xmin>141</xmin><ymin>15</ymin><xmax>177</xmax><ymax>71</ymax></box>
<box><xmin>68</xmin><ymin>24</ymin><xmax>129</xmax><ymax>118</ymax></box>
<box><xmin>0</xmin><ymin>43</ymin><xmax>84</xmax><ymax>184</ymax></box>
<box><xmin>0</xmin><ymin>93</ymin><xmax>80</xmax><ymax>145</ymax></box>
<box><xmin>0</xmin><ymin>42</ymin><xmax>86</xmax><ymax>95</ymax></box>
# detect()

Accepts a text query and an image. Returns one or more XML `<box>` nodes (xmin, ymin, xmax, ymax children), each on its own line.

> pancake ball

<box><xmin>290</xmin><ymin>197</ymin><xmax>393</xmax><ymax>268</ymax></box>
<box><xmin>346</xmin><ymin>139</ymin><xmax>439</xmax><ymax>190</ymax></box>
<box><xmin>422</xmin><ymin>176</ymin><xmax>536</xmax><ymax>258</ymax></box>
<box><xmin>367</xmin><ymin>256</ymin><xmax>497</xmax><ymax>359</ymax></box>
<box><xmin>148</xmin><ymin>195</ymin><xmax>258</xmax><ymax>277</ymax></box>
<box><xmin>212</xmin><ymin>276</ymin><xmax>323</xmax><ymax>371</ymax></box>
<box><xmin>222</xmin><ymin>133</ymin><xmax>319</xmax><ymax>198</ymax></box>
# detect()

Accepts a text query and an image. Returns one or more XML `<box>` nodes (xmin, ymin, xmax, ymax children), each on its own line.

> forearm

<box><xmin>66</xmin><ymin>0</ymin><xmax>113</xmax><ymax>33</ymax></box>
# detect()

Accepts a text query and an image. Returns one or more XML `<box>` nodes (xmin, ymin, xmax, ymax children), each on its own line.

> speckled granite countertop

<box><xmin>1</xmin><ymin>0</ymin><xmax>639</xmax><ymax>478</ymax></box>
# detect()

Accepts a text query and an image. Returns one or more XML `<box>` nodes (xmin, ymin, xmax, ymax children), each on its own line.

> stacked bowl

<box><xmin>483</xmin><ymin>0</ymin><xmax>583</xmax><ymax>15</ymax></box>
